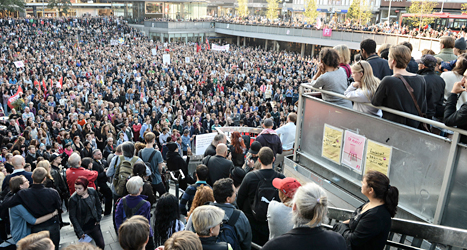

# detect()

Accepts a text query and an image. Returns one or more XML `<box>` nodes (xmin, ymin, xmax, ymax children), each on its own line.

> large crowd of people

<box><xmin>1</xmin><ymin>13</ymin><xmax>467</xmax><ymax>250</ymax></box>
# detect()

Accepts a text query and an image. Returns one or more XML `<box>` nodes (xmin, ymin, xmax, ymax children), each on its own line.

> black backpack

<box><xmin>121</xmin><ymin>196</ymin><xmax>147</xmax><ymax>220</ymax></box>
<box><xmin>217</xmin><ymin>209</ymin><xmax>241</xmax><ymax>250</ymax></box>
<box><xmin>251</xmin><ymin>171</ymin><xmax>279</xmax><ymax>222</ymax></box>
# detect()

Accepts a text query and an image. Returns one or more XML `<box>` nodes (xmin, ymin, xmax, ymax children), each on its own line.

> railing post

<box><xmin>293</xmin><ymin>85</ymin><xmax>305</xmax><ymax>162</ymax></box>
<box><xmin>433</xmin><ymin>132</ymin><xmax>460</xmax><ymax>225</ymax></box>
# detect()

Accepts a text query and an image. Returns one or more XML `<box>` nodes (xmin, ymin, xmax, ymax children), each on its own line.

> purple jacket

<box><xmin>115</xmin><ymin>194</ymin><xmax>153</xmax><ymax>236</ymax></box>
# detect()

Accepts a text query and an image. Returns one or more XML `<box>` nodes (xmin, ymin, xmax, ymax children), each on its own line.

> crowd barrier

<box><xmin>291</xmin><ymin>83</ymin><xmax>467</xmax><ymax>230</ymax></box>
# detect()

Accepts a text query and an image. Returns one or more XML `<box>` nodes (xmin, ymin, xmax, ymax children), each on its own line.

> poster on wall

<box><xmin>364</xmin><ymin>140</ymin><xmax>392</xmax><ymax>176</ymax></box>
<box><xmin>321</xmin><ymin>124</ymin><xmax>343</xmax><ymax>164</ymax></box>
<box><xmin>341</xmin><ymin>130</ymin><xmax>366</xmax><ymax>174</ymax></box>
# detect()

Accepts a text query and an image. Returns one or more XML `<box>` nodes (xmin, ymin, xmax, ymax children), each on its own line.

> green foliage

<box><xmin>0</xmin><ymin>0</ymin><xmax>25</xmax><ymax>12</ymax></box>
<box><xmin>236</xmin><ymin>0</ymin><xmax>249</xmax><ymax>17</ymax></box>
<box><xmin>304</xmin><ymin>0</ymin><xmax>319</xmax><ymax>24</ymax></box>
<box><xmin>407</xmin><ymin>0</ymin><xmax>438</xmax><ymax>29</ymax></box>
<box><xmin>462</xmin><ymin>3</ymin><xmax>467</xmax><ymax>14</ymax></box>
<box><xmin>348</xmin><ymin>0</ymin><xmax>373</xmax><ymax>25</ymax></box>
<box><xmin>47</xmin><ymin>0</ymin><xmax>72</xmax><ymax>16</ymax></box>
<box><xmin>266</xmin><ymin>0</ymin><xmax>279</xmax><ymax>20</ymax></box>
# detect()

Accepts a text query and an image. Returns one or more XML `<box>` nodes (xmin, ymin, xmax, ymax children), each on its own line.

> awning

<box><xmin>341</xmin><ymin>9</ymin><xmax>348</xmax><ymax>13</ymax></box>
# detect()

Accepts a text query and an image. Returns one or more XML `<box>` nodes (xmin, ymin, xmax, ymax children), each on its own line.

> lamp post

<box><xmin>440</xmin><ymin>0</ymin><xmax>445</xmax><ymax>13</ymax></box>
<box><xmin>387</xmin><ymin>0</ymin><xmax>392</xmax><ymax>24</ymax></box>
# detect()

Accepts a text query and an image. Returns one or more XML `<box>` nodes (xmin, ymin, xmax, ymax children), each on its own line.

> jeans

<box><xmin>31</xmin><ymin>220</ymin><xmax>60</xmax><ymax>250</ymax></box>
<box><xmin>84</xmin><ymin>224</ymin><xmax>105</xmax><ymax>250</ymax></box>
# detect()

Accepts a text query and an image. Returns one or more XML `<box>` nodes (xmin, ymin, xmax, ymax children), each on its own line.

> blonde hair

<box><xmin>351</xmin><ymin>61</ymin><xmax>381</xmax><ymax>101</ymax></box>
<box><xmin>377</xmin><ymin>43</ymin><xmax>391</xmax><ymax>56</ymax></box>
<box><xmin>389</xmin><ymin>45</ymin><xmax>412</xmax><ymax>69</ymax></box>
<box><xmin>17</xmin><ymin>231</ymin><xmax>54</xmax><ymax>250</ymax></box>
<box><xmin>164</xmin><ymin>231</ymin><xmax>202</xmax><ymax>250</ymax></box>
<box><xmin>36</xmin><ymin>160</ymin><xmax>53</xmax><ymax>181</ymax></box>
<box><xmin>292</xmin><ymin>183</ymin><xmax>328</xmax><ymax>228</ymax></box>
<box><xmin>63</xmin><ymin>243</ymin><xmax>101</xmax><ymax>250</ymax></box>
<box><xmin>333</xmin><ymin>44</ymin><xmax>351</xmax><ymax>65</ymax></box>
<box><xmin>191</xmin><ymin>205</ymin><xmax>225</xmax><ymax>236</ymax></box>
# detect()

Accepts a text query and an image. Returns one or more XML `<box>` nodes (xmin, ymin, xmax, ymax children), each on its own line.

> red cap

<box><xmin>272</xmin><ymin>177</ymin><xmax>301</xmax><ymax>199</ymax></box>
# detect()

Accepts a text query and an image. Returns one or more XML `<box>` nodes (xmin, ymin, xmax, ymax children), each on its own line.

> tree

<box><xmin>266</xmin><ymin>0</ymin><xmax>279</xmax><ymax>20</ymax></box>
<box><xmin>462</xmin><ymin>3</ymin><xmax>467</xmax><ymax>14</ymax></box>
<box><xmin>236</xmin><ymin>0</ymin><xmax>249</xmax><ymax>17</ymax></box>
<box><xmin>407</xmin><ymin>0</ymin><xmax>438</xmax><ymax>30</ymax></box>
<box><xmin>303</xmin><ymin>0</ymin><xmax>319</xmax><ymax>24</ymax></box>
<box><xmin>0</xmin><ymin>0</ymin><xmax>25</xmax><ymax>14</ymax></box>
<box><xmin>47</xmin><ymin>0</ymin><xmax>72</xmax><ymax>16</ymax></box>
<box><xmin>347</xmin><ymin>0</ymin><xmax>373</xmax><ymax>25</ymax></box>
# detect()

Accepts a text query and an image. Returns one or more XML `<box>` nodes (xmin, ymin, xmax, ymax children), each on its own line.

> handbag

<box><xmin>394</xmin><ymin>74</ymin><xmax>431</xmax><ymax>133</ymax></box>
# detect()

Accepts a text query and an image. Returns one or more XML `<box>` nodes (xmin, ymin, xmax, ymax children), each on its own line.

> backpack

<box><xmin>251</xmin><ymin>171</ymin><xmax>279</xmax><ymax>222</ymax></box>
<box><xmin>217</xmin><ymin>209</ymin><xmax>241</xmax><ymax>250</ymax></box>
<box><xmin>138</xmin><ymin>149</ymin><xmax>157</xmax><ymax>180</ymax></box>
<box><xmin>113</xmin><ymin>155</ymin><xmax>138</xmax><ymax>196</ymax></box>
<box><xmin>121</xmin><ymin>196</ymin><xmax>147</xmax><ymax>220</ymax></box>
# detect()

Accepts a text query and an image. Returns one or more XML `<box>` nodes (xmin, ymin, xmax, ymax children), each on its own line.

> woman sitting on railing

<box><xmin>262</xmin><ymin>183</ymin><xmax>347</xmax><ymax>250</ymax></box>
<box><xmin>310</xmin><ymin>48</ymin><xmax>353</xmax><ymax>109</ymax></box>
<box><xmin>344</xmin><ymin>61</ymin><xmax>382</xmax><ymax>117</ymax></box>
<box><xmin>333</xmin><ymin>171</ymin><xmax>399</xmax><ymax>250</ymax></box>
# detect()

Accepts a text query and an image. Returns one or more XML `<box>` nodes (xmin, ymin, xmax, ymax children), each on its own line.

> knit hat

<box><xmin>420</xmin><ymin>55</ymin><xmax>437</xmax><ymax>68</ymax></box>
<box><xmin>455</xmin><ymin>37</ymin><xmax>466</xmax><ymax>50</ymax></box>
<box><xmin>272</xmin><ymin>177</ymin><xmax>302</xmax><ymax>199</ymax></box>
<box><xmin>167</xmin><ymin>142</ymin><xmax>178</xmax><ymax>152</ymax></box>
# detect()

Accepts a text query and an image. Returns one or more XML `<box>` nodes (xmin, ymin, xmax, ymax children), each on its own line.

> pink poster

<box><xmin>323</xmin><ymin>28</ymin><xmax>332</xmax><ymax>37</ymax></box>
<box><xmin>341</xmin><ymin>130</ymin><xmax>366</xmax><ymax>174</ymax></box>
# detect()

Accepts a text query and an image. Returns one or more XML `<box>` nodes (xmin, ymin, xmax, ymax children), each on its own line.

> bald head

<box><xmin>11</xmin><ymin>155</ymin><xmax>25</xmax><ymax>169</ymax></box>
<box><xmin>216</xmin><ymin>143</ymin><xmax>228</xmax><ymax>157</ymax></box>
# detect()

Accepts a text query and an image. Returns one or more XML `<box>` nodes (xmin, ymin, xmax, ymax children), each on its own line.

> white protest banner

<box><xmin>110</xmin><ymin>39</ymin><xmax>118</xmax><ymax>46</ymax></box>
<box><xmin>185</xmin><ymin>57</ymin><xmax>190</xmax><ymax>63</ymax></box>
<box><xmin>163</xmin><ymin>54</ymin><xmax>171</xmax><ymax>65</ymax></box>
<box><xmin>211</xmin><ymin>44</ymin><xmax>230</xmax><ymax>52</ymax></box>
<box><xmin>151</xmin><ymin>48</ymin><xmax>157</xmax><ymax>56</ymax></box>
<box><xmin>195</xmin><ymin>133</ymin><xmax>217</xmax><ymax>155</ymax></box>
<box><xmin>14</xmin><ymin>61</ymin><xmax>24</xmax><ymax>68</ymax></box>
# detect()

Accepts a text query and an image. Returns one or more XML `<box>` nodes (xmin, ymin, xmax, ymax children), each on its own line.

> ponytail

<box><xmin>365</xmin><ymin>170</ymin><xmax>399</xmax><ymax>218</ymax></box>
<box><xmin>385</xmin><ymin>185</ymin><xmax>399</xmax><ymax>218</ymax></box>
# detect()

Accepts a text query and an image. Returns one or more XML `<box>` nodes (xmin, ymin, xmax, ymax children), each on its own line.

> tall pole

<box><xmin>440</xmin><ymin>0</ymin><xmax>445</xmax><ymax>13</ymax></box>
<box><xmin>387</xmin><ymin>0</ymin><xmax>392</xmax><ymax>24</ymax></box>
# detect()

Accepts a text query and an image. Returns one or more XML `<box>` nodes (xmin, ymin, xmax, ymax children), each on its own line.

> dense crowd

<box><xmin>2</xmin><ymin>14</ymin><xmax>467</xmax><ymax>250</ymax></box>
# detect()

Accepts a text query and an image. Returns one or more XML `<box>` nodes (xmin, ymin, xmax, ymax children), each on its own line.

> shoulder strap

<box><xmin>148</xmin><ymin>150</ymin><xmax>157</xmax><ymax>163</ymax></box>
<box><xmin>130</xmin><ymin>156</ymin><xmax>138</xmax><ymax>164</ymax></box>
<box><xmin>227</xmin><ymin>209</ymin><xmax>241</xmax><ymax>226</ymax></box>
<box><xmin>395</xmin><ymin>74</ymin><xmax>425</xmax><ymax>117</ymax></box>
<box><xmin>131</xmin><ymin>199</ymin><xmax>147</xmax><ymax>217</ymax></box>
<box><xmin>122</xmin><ymin>197</ymin><xmax>130</xmax><ymax>218</ymax></box>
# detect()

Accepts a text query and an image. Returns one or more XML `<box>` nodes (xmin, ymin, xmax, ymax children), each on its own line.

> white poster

<box><xmin>185</xmin><ymin>57</ymin><xmax>190</xmax><ymax>63</ymax></box>
<box><xmin>110</xmin><ymin>39</ymin><xmax>118</xmax><ymax>46</ymax></box>
<box><xmin>211</xmin><ymin>44</ymin><xmax>230</xmax><ymax>52</ymax></box>
<box><xmin>151</xmin><ymin>48</ymin><xmax>157</xmax><ymax>56</ymax></box>
<box><xmin>163</xmin><ymin>54</ymin><xmax>170</xmax><ymax>65</ymax></box>
<box><xmin>14</xmin><ymin>61</ymin><xmax>24</xmax><ymax>68</ymax></box>
<box><xmin>164</xmin><ymin>42</ymin><xmax>168</xmax><ymax>47</ymax></box>
<box><xmin>195</xmin><ymin>133</ymin><xmax>217</xmax><ymax>156</ymax></box>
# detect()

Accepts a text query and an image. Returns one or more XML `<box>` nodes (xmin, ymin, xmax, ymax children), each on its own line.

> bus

<box><xmin>401</xmin><ymin>12</ymin><xmax>467</xmax><ymax>32</ymax></box>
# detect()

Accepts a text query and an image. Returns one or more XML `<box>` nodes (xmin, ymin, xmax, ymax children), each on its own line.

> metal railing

<box><xmin>251</xmin><ymin>207</ymin><xmax>467</xmax><ymax>249</ymax></box>
<box><xmin>292</xmin><ymin>83</ymin><xmax>467</xmax><ymax>228</ymax></box>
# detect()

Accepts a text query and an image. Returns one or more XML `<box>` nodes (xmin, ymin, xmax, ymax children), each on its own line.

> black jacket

<box><xmin>202</xmin><ymin>119</ymin><xmax>214</xmax><ymax>133</ymax></box>
<box><xmin>200</xmin><ymin>236</ymin><xmax>229</xmax><ymax>250</ymax></box>
<box><xmin>255</xmin><ymin>133</ymin><xmax>283</xmax><ymax>157</ymax></box>
<box><xmin>69</xmin><ymin>187</ymin><xmax>102</xmax><ymax>238</ymax></box>
<box><xmin>17</xmin><ymin>184</ymin><xmax>61</xmax><ymax>226</ymax></box>
<box><xmin>25</xmin><ymin>153</ymin><xmax>37</xmax><ymax>170</ymax></box>
<box><xmin>406</xmin><ymin>57</ymin><xmax>418</xmax><ymax>74</ymax></box>
<box><xmin>203</xmin><ymin>143</ymin><xmax>217</xmax><ymax>157</ymax></box>
<box><xmin>92</xmin><ymin>159</ymin><xmax>108</xmax><ymax>186</ymax></box>
<box><xmin>366</xmin><ymin>54</ymin><xmax>392</xmax><ymax>80</ymax></box>
<box><xmin>444</xmin><ymin>93</ymin><xmax>467</xmax><ymax>143</ymax></box>
<box><xmin>202</xmin><ymin>155</ymin><xmax>234</xmax><ymax>187</ymax></box>
<box><xmin>166</xmin><ymin>151</ymin><xmax>194</xmax><ymax>190</ymax></box>
<box><xmin>51</xmin><ymin>164</ymin><xmax>69</xmax><ymax>198</ymax></box>
<box><xmin>229</xmin><ymin>145</ymin><xmax>245</xmax><ymax>167</ymax></box>
<box><xmin>262</xmin><ymin>227</ymin><xmax>347</xmax><ymax>250</ymax></box>
<box><xmin>418</xmin><ymin>69</ymin><xmax>446</xmax><ymax>118</ymax></box>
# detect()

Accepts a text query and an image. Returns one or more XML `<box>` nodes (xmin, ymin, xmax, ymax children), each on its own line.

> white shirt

<box><xmin>275</xmin><ymin>122</ymin><xmax>296</xmax><ymax>150</ymax></box>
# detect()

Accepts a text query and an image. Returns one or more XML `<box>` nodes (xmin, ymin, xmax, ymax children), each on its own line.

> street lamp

<box><xmin>387</xmin><ymin>0</ymin><xmax>392</xmax><ymax>24</ymax></box>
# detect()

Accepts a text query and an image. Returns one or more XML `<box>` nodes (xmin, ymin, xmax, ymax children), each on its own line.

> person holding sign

<box><xmin>333</xmin><ymin>171</ymin><xmax>399</xmax><ymax>250</ymax></box>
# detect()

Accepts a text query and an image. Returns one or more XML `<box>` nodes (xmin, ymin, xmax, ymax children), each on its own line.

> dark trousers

<box><xmin>99</xmin><ymin>184</ymin><xmax>113</xmax><ymax>215</ymax></box>
<box><xmin>151</xmin><ymin>182</ymin><xmax>166</xmax><ymax>198</ymax></box>
<box><xmin>250</xmin><ymin>220</ymin><xmax>269</xmax><ymax>246</ymax></box>
<box><xmin>146</xmin><ymin>236</ymin><xmax>155</xmax><ymax>250</ymax></box>
<box><xmin>31</xmin><ymin>221</ymin><xmax>60</xmax><ymax>250</ymax></box>
<box><xmin>84</xmin><ymin>224</ymin><xmax>105</xmax><ymax>250</ymax></box>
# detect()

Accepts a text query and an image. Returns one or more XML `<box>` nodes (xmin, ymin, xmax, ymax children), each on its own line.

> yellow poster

<box><xmin>322</xmin><ymin>124</ymin><xmax>343</xmax><ymax>164</ymax></box>
<box><xmin>364</xmin><ymin>140</ymin><xmax>392</xmax><ymax>176</ymax></box>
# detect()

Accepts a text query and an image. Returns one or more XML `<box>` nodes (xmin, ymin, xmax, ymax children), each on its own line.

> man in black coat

<box><xmin>360</xmin><ymin>39</ymin><xmax>392</xmax><ymax>80</ymax></box>
<box><xmin>92</xmin><ymin>149</ymin><xmax>112</xmax><ymax>215</ymax></box>
<box><xmin>203</xmin><ymin>133</ymin><xmax>226</xmax><ymax>157</ymax></box>
<box><xmin>202</xmin><ymin>114</ymin><xmax>214</xmax><ymax>133</ymax></box>
<box><xmin>202</xmin><ymin>143</ymin><xmax>234</xmax><ymax>187</ymax></box>
<box><xmin>417</xmin><ymin>55</ymin><xmax>446</xmax><ymax>119</ymax></box>
<box><xmin>255</xmin><ymin>119</ymin><xmax>282</xmax><ymax>164</ymax></box>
